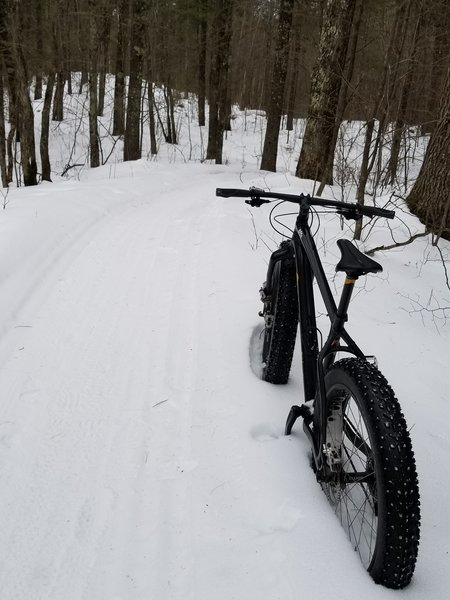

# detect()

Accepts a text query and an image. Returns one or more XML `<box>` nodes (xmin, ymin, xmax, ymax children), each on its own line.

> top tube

<box><xmin>216</xmin><ymin>187</ymin><xmax>395</xmax><ymax>220</ymax></box>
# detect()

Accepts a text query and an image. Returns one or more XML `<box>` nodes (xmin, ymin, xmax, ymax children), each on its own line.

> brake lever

<box><xmin>337</xmin><ymin>207</ymin><xmax>359</xmax><ymax>220</ymax></box>
<box><xmin>245</xmin><ymin>198</ymin><xmax>271</xmax><ymax>208</ymax></box>
<box><xmin>246</xmin><ymin>186</ymin><xmax>271</xmax><ymax>208</ymax></box>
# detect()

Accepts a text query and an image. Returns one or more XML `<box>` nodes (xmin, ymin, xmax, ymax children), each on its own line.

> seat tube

<box><xmin>323</xmin><ymin>275</ymin><xmax>357</xmax><ymax>372</ymax></box>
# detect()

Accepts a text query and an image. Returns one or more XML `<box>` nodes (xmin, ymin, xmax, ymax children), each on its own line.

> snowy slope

<box><xmin>0</xmin><ymin>141</ymin><xmax>449</xmax><ymax>598</ymax></box>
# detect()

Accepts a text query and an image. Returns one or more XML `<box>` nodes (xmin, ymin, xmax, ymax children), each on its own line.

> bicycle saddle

<box><xmin>335</xmin><ymin>239</ymin><xmax>382</xmax><ymax>277</ymax></box>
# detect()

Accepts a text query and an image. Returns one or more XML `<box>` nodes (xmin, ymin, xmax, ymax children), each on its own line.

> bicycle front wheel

<box><xmin>322</xmin><ymin>358</ymin><xmax>420</xmax><ymax>589</ymax></box>
<box><xmin>261</xmin><ymin>242</ymin><xmax>298</xmax><ymax>384</ymax></box>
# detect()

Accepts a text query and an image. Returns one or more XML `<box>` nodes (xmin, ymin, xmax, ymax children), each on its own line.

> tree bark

<box><xmin>406</xmin><ymin>68</ymin><xmax>450</xmax><ymax>241</ymax></box>
<box><xmin>206</xmin><ymin>0</ymin><xmax>234</xmax><ymax>164</ymax></box>
<box><xmin>16</xmin><ymin>61</ymin><xmax>38</xmax><ymax>186</ymax></box>
<box><xmin>124</xmin><ymin>0</ymin><xmax>145</xmax><ymax>161</ymax></box>
<box><xmin>354</xmin><ymin>1</ymin><xmax>410</xmax><ymax>239</ymax></box>
<box><xmin>40</xmin><ymin>72</ymin><xmax>56</xmax><ymax>181</ymax></box>
<box><xmin>286</xmin><ymin>7</ymin><xmax>303</xmax><ymax>133</ymax></box>
<box><xmin>0</xmin><ymin>74</ymin><xmax>8</xmax><ymax>188</ymax></box>
<box><xmin>112</xmin><ymin>0</ymin><xmax>127</xmax><ymax>136</ymax></box>
<box><xmin>296</xmin><ymin>0</ymin><xmax>355</xmax><ymax>184</ymax></box>
<box><xmin>318</xmin><ymin>0</ymin><xmax>363</xmax><ymax>193</ymax></box>
<box><xmin>147</xmin><ymin>77</ymin><xmax>158</xmax><ymax>155</ymax></box>
<box><xmin>386</xmin><ymin>3</ymin><xmax>424</xmax><ymax>185</ymax></box>
<box><xmin>260</xmin><ymin>0</ymin><xmax>295</xmax><ymax>173</ymax></box>
<box><xmin>89</xmin><ymin>72</ymin><xmax>100</xmax><ymax>168</ymax></box>
<box><xmin>197</xmin><ymin>1</ymin><xmax>207</xmax><ymax>127</ymax></box>
<box><xmin>88</xmin><ymin>0</ymin><xmax>100</xmax><ymax>168</ymax></box>
<box><xmin>52</xmin><ymin>8</ymin><xmax>66</xmax><ymax>122</ymax></box>
<box><xmin>423</xmin><ymin>2</ymin><xmax>450</xmax><ymax>134</ymax></box>
<box><xmin>97</xmin><ymin>4</ymin><xmax>111</xmax><ymax>118</ymax></box>
<box><xmin>52</xmin><ymin>72</ymin><xmax>66</xmax><ymax>121</ymax></box>
<box><xmin>1</xmin><ymin>0</ymin><xmax>37</xmax><ymax>186</ymax></box>
<box><xmin>34</xmin><ymin>0</ymin><xmax>43</xmax><ymax>101</ymax></box>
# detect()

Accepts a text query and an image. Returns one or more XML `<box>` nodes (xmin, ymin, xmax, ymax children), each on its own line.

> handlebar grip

<box><xmin>359</xmin><ymin>205</ymin><xmax>395</xmax><ymax>219</ymax></box>
<box><xmin>216</xmin><ymin>188</ymin><xmax>251</xmax><ymax>198</ymax></box>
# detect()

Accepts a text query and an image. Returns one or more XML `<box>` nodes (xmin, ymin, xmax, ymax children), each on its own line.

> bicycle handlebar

<box><xmin>215</xmin><ymin>187</ymin><xmax>395</xmax><ymax>220</ymax></box>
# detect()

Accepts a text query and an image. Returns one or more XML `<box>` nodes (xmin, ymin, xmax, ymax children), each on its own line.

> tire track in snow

<box><xmin>85</xmin><ymin>196</ymin><xmax>210</xmax><ymax>600</ymax></box>
<box><xmin>0</xmin><ymin>176</ymin><xmax>287</xmax><ymax>600</ymax></box>
<box><xmin>0</xmin><ymin>192</ymin><xmax>196</xmax><ymax>599</ymax></box>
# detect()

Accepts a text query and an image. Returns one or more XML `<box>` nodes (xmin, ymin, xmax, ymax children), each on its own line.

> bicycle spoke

<box><xmin>324</xmin><ymin>393</ymin><xmax>379</xmax><ymax>569</ymax></box>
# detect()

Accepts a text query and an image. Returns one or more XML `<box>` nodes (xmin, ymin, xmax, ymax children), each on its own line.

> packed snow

<box><xmin>0</xmin><ymin>96</ymin><xmax>449</xmax><ymax>599</ymax></box>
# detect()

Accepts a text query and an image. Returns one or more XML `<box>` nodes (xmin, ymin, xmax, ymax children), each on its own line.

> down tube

<box><xmin>294</xmin><ymin>236</ymin><xmax>319</xmax><ymax>403</ymax></box>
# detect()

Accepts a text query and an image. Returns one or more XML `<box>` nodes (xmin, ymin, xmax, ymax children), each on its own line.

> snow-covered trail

<box><xmin>0</xmin><ymin>163</ymin><xmax>446</xmax><ymax>599</ymax></box>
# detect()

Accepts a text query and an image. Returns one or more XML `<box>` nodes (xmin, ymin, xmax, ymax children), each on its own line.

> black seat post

<box><xmin>333</xmin><ymin>275</ymin><xmax>358</xmax><ymax>335</ymax></box>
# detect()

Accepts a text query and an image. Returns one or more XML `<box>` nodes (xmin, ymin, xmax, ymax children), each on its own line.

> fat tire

<box><xmin>262</xmin><ymin>242</ymin><xmax>298</xmax><ymax>384</ymax></box>
<box><xmin>324</xmin><ymin>358</ymin><xmax>420</xmax><ymax>589</ymax></box>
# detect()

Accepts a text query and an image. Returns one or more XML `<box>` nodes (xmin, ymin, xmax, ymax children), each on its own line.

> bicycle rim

<box><xmin>323</xmin><ymin>392</ymin><xmax>380</xmax><ymax>570</ymax></box>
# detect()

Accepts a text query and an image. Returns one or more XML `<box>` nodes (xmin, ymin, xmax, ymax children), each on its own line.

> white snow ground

<box><xmin>0</xmin><ymin>106</ymin><xmax>449</xmax><ymax>599</ymax></box>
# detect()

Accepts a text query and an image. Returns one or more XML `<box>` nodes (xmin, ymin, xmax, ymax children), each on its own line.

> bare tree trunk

<box><xmin>15</xmin><ymin>48</ymin><xmax>38</xmax><ymax>184</ymax></box>
<box><xmin>6</xmin><ymin>127</ymin><xmax>15</xmax><ymax>184</ymax></box>
<box><xmin>88</xmin><ymin>0</ymin><xmax>100</xmax><ymax>168</ymax></box>
<box><xmin>34</xmin><ymin>76</ymin><xmax>43</xmax><ymax>101</ymax></box>
<box><xmin>52</xmin><ymin>12</ymin><xmax>66</xmax><ymax>122</ymax></box>
<box><xmin>79</xmin><ymin>71</ymin><xmax>88</xmax><ymax>94</ymax></box>
<box><xmin>206</xmin><ymin>0</ymin><xmax>234</xmax><ymax>163</ymax></box>
<box><xmin>386</xmin><ymin>3</ymin><xmax>424</xmax><ymax>185</ymax></box>
<box><xmin>124</xmin><ymin>0</ymin><xmax>145</xmax><ymax>161</ymax></box>
<box><xmin>89</xmin><ymin>72</ymin><xmax>100</xmax><ymax>167</ymax></box>
<box><xmin>214</xmin><ymin>0</ymin><xmax>234</xmax><ymax>165</ymax></box>
<box><xmin>0</xmin><ymin>74</ymin><xmax>7</xmax><ymax>188</ymax></box>
<box><xmin>260</xmin><ymin>0</ymin><xmax>295</xmax><ymax>173</ymax></box>
<box><xmin>286</xmin><ymin>8</ymin><xmax>303</xmax><ymax>132</ymax></box>
<box><xmin>406</xmin><ymin>68</ymin><xmax>450</xmax><ymax>241</ymax></box>
<box><xmin>169</xmin><ymin>87</ymin><xmax>177</xmax><ymax>144</ymax></box>
<box><xmin>52</xmin><ymin>72</ymin><xmax>66</xmax><ymax>121</ymax></box>
<box><xmin>1</xmin><ymin>0</ymin><xmax>37</xmax><ymax>186</ymax></box>
<box><xmin>98</xmin><ymin>72</ymin><xmax>107</xmax><ymax>118</ymax></box>
<box><xmin>162</xmin><ymin>84</ymin><xmax>177</xmax><ymax>144</ymax></box>
<box><xmin>147</xmin><ymin>76</ymin><xmax>157</xmax><ymax>155</ymax></box>
<box><xmin>317</xmin><ymin>0</ymin><xmax>363</xmax><ymax>193</ymax></box>
<box><xmin>17</xmin><ymin>74</ymin><xmax>38</xmax><ymax>185</ymax></box>
<box><xmin>97</xmin><ymin>4</ymin><xmax>111</xmax><ymax>118</ymax></box>
<box><xmin>34</xmin><ymin>0</ymin><xmax>43</xmax><ymax>101</ymax></box>
<box><xmin>40</xmin><ymin>73</ymin><xmax>56</xmax><ymax>181</ymax></box>
<box><xmin>0</xmin><ymin>2</ymin><xmax>15</xmax><ymax>184</ymax></box>
<box><xmin>197</xmin><ymin>0</ymin><xmax>207</xmax><ymax>127</ymax></box>
<box><xmin>112</xmin><ymin>0</ymin><xmax>126</xmax><ymax>136</ymax></box>
<box><xmin>423</xmin><ymin>3</ymin><xmax>450</xmax><ymax>134</ymax></box>
<box><xmin>354</xmin><ymin>1</ymin><xmax>410</xmax><ymax>239</ymax></box>
<box><xmin>296</xmin><ymin>0</ymin><xmax>356</xmax><ymax>184</ymax></box>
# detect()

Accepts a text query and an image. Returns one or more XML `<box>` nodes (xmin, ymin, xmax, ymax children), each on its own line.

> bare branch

<box><xmin>366</xmin><ymin>230</ymin><xmax>429</xmax><ymax>256</ymax></box>
<box><xmin>435</xmin><ymin>244</ymin><xmax>450</xmax><ymax>292</ymax></box>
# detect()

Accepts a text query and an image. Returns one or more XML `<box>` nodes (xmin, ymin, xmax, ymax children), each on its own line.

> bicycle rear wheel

<box><xmin>261</xmin><ymin>242</ymin><xmax>298</xmax><ymax>384</ymax></box>
<box><xmin>322</xmin><ymin>358</ymin><xmax>420</xmax><ymax>588</ymax></box>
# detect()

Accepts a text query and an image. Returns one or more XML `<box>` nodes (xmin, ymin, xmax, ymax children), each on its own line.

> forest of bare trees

<box><xmin>0</xmin><ymin>0</ymin><xmax>449</xmax><ymax>237</ymax></box>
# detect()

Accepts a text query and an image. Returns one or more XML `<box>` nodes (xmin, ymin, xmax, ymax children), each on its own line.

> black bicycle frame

<box><xmin>216</xmin><ymin>186</ymin><xmax>393</xmax><ymax>473</ymax></box>
<box><xmin>268</xmin><ymin>200</ymin><xmax>366</xmax><ymax>470</ymax></box>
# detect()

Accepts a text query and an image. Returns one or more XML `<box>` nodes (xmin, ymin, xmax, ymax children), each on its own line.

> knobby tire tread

<box><xmin>326</xmin><ymin>358</ymin><xmax>420</xmax><ymax>589</ymax></box>
<box><xmin>263</xmin><ymin>244</ymin><xmax>298</xmax><ymax>384</ymax></box>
